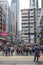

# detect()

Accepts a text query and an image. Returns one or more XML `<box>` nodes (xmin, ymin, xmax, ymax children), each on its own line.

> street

<box><xmin>0</xmin><ymin>56</ymin><xmax>43</xmax><ymax>65</ymax></box>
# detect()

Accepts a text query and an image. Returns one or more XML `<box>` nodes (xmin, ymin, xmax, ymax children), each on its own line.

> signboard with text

<box><xmin>0</xmin><ymin>32</ymin><xmax>8</xmax><ymax>36</ymax></box>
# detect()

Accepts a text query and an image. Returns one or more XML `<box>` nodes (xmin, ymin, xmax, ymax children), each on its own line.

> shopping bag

<box><xmin>38</xmin><ymin>54</ymin><xmax>40</xmax><ymax>58</ymax></box>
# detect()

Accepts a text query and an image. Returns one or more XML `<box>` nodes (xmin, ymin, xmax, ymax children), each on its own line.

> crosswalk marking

<box><xmin>0</xmin><ymin>61</ymin><xmax>43</xmax><ymax>65</ymax></box>
<box><xmin>0</xmin><ymin>56</ymin><xmax>43</xmax><ymax>65</ymax></box>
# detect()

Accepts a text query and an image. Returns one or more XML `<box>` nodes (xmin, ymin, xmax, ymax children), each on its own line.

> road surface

<box><xmin>0</xmin><ymin>56</ymin><xmax>43</xmax><ymax>65</ymax></box>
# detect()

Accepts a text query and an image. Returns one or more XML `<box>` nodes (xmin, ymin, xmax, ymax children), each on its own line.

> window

<box><xmin>30</xmin><ymin>35</ymin><xmax>34</xmax><ymax>38</ymax></box>
<box><xmin>22</xmin><ymin>23</ymin><xmax>28</xmax><ymax>25</ymax></box>
<box><xmin>30</xmin><ymin>28</ymin><xmax>34</xmax><ymax>33</ymax></box>
<box><xmin>22</xmin><ymin>13</ymin><xmax>28</xmax><ymax>15</ymax></box>
<box><xmin>30</xmin><ymin>0</ymin><xmax>35</xmax><ymax>6</ymax></box>
<box><xmin>30</xmin><ymin>24</ymin><xmax>34</xmax><ymax>28</ymax></box>
<box><xmin>33</xmin><ymin>0</ymin><xmax>35</xmax><ymax>6</ymax></box>
<box><xmin>22</xmin><ymin>19</ymin><xmax>28</xmax><ymax>21</ymax></box>
<box><xmin>22</xmin><ymin>16</ymin><xmax>28</xmax><ymax>18</ymax></box>
<box><xmin>30</xmin><ymin>39</ymin><xmax>34</xmax><ymax>43</ymax></box>
<box><xmin>25</xmin><ymin>33</ymin><xmax>29</xmax><ymax>35</ymax></box>
<box><xmin>22</xmin><ymin>26</ymin><xmax>29</xmax><ymax>28</ymax></box>
<box><xmin>30</xmin><ymin>21</ymin><xmax>34</xmax><ymax>23</ymax></box>
<box><xmin>30</xmin><ymin>35</ymin><xmax>34</xmax><ymax>43</ymax></box>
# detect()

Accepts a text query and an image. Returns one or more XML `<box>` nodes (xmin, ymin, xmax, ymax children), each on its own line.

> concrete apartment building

<box><xmin>21</xmin><ymin>9</ymin><xmax>29</xmax><ymax>42</ymax></box>
<box><xmin>41</xmin><ymin>0</ymin><xmax>43</xmax><ymax>8</ymax></box>
<box><xmin>21</xmin><ymin>8</ymin><xmax>41</xmax><ymax>43</ymax></box>
<box><xmin>10</xmin><ymin>7</ymin><xmax>16</xmax><ymax>42</ymax></box>
<box><xmin>0</xmin><ymin>5</ymin><xmax>3</xmax><ymax>32</ymax></box>
<box><xmin>0</xmin><ymin>0</ymin><xmax>9</xmax><ymax>45</ymax></box>
<box><xmin>11</xmin><ymin>0</ymin><xmax>19</xmax><ymax>43</ymax></box>
<box><xmin>39</xmin><ymin>9</ymin><xmax>43</xmax><ymax>45</ymax></box>
<box><xmin>37</xmin><ymin>0</ymin><xmax>43</xmax><ymax>45</ymax></box>
<box><xmin>11</xmin><ymin>0</ymin><xmax>19</xmax><ymax>36</ymax></box>
<box><xmin>21</xmin><ymin>0</ymin><xmax>41</xmax><ymax>44</ymax></box>
<box><xmin>0</xmin><ymin>0</ymin><xmax>9</xmax><ymax>32</ymax></box>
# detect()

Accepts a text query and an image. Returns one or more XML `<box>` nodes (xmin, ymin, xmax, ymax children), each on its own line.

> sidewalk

<box><xmin>0</xmin><ymin>56</ymin><xmax>43</xmax><ymax>65</ymax></box>
<box><xmin>0</xmin><ymin>55</ymin><xmax>43</xmax><ymax>61</ymax></box>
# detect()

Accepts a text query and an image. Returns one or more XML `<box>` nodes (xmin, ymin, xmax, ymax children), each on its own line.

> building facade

<box><xmin>21</xmin><ymin>8</ymin><xmax>41</xmax><ymax>43</ymax></box>
<box><xmin>21</xmin><ymin>9</ymin><xmax>29</xmax><ymax>42</ymax></box>
<box><xmin>11</xmin><ymin>0</ymin><xmax>19</xmax><ymax>43</ymax></box>
<box><xmin>0</xmin><ymin>0</ymin><xmax>9</xmax><ymax>32</ymax></box>
<box><xmin>0</xmin><ymin>0</ymin><xmax>9</xmax><ymax>45</ymax></box>
<box><xmin>8</xmin><ymin>7</ymin><xmax>12</xmax><ymax>42</ymax></box>
<box><xmin>10</xmin><ymin>7</ymin><xmax>16</xmax><ymax>42</ymax></box>
<box><xmin>38</xmin><ymin>0</ymin><xmax>43</xmax><ymax>45</ymax></box>
<box><xmin>11</xmin><ymin>0</ymin><xmax>19</xmax><ymax>36</ymax></box>
<box><xmin>0</xmin><ymin>5</ymin><xmax>3</xmax><ymax>32</ymax></box>
<box><xmin>41</xmin><ymin>0</ymin><xmax>43</xmax><ymax>8</ymax></box>
<box><xmin>38</xmin><ymin>8</ymin><xmax>43</xmax><ymax>45</ymax></box>
<box><xmin>29</xmin><ymin>0</ymin><xmax>38</xmax><ymax>8</ymax></box>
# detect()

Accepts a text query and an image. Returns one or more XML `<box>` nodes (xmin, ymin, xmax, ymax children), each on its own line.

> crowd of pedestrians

<box><xmin>0</xmin><ymin>44</ymin><xmax>43</xmax><ymax>57</ymax></box>
<box><xmin>0</xmin><ymin>45</ymin><xmax>32</xmax><ymax>56</ymax></box>
<box><xmin>16</xmin><ymin>45</ymin><xmax>32</xmax><ymax>56</ymax></box>
<box><xmin>2</xmin><ymin>45</ymin><xmax>14</xmax><ymax>56</ymax></box>
<box><xmin>0</xmin><ymin>44</ymin><xmax>43</xmax><ymax>62</ymax></box>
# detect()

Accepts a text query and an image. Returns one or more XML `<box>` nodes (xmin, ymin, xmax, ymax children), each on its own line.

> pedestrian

<box><xmin>5</xmin><ymin>46</ymin><xmax>8</xmax><ymax>56</ymax></box>
<box><xmin>25</xmin><ymin>46</ymin><xmax>29</xmax><ymax>56</ymax></box>
<box><xmin>10</xmin><ymin>46</ymin><xmax>14</xmax><ymax>56</ymax></box>
<box><xmin>32</xmin><ymin>47</ymin><xmax>34</xmax><ymax>53</ymax></box>
<box><xmin>29</xmin><ymin>47</ymin><xmax>32</xmax><ymax>55</ymax></box>
<box><xmin>16</xmin><ymin>46</ymin><xmax>20</xmax><ymax>55</ymax></box>
<box><xmin>33</xmin><ymin>44</ymin><xmax>40</xmax><ymax>62</ymax></box>
<box><xmin>8</xmin><ymin>47</ymin><xmax>10</xmax><ymax>56</ymax></box>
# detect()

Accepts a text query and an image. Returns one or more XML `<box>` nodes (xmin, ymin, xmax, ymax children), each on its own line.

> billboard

<box><xmin>1</xmin><ymin>32</ymin><xmax>8</xmax><ymax>36</ymax></box>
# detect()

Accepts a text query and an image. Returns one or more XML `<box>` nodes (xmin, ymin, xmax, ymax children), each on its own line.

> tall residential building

<box><xmin>21</xmin><ymin>9</ymin><xmax>29</xmax><ymax>42</ymax></box>
<box><xmin>41</xmin><ymin>0</ymin><xmax>43</xmax><ymax>8</ymax></box>
<box><xmin>21</xmin><ymin>9</ymin><xmax>41</xmax><ymax>43</ymax></box>
<box><xmin>8</xmin><ymin>7</ymin><xmax>12</xmax><ymax>42</ymax></box>
<box><xmin>30</xmin><ymin>0</ymin><xmax>35</xmax><ymax>8</ymax></box>
<box><xmin>11</xmin><ymin>0</ymin><xmax>16</xmax><ymax>3</ymax></box>
<box><xmin>29</xmin><ymin>0</ymin><xmax>38</xmax><ymax>8</ymax></box>
<box><xmin>0</xmin><ymin>0</ymin><xmax>9</xmax><ymax>32</ymax></box>
<box><xmin>0</xmin><ymin>0</ymin><xmax>9</xmax><ymax>45</ymax></box>
<box><xmin>10</xmin><ymin>6</ymin><xmax>16</xmax><ymax>42</ymax></box>
<box><xmin>38</xmin><ymin>8</ymin><xmax>43</xmax><ymax>45</ymax></box>
<box><xmin>8</xmin><ymin>8</ymin><xmax>12</xmax><ymax>33</ymax></box>
<box><xmin>38</xmin><ymin>0</ymin><xmax>43</xmax><ymax>45</ymax></box>
<box><xmin>0</xmin><ymin>5</ymin><xmax>2</xmax><ymax>30</ymax></box>
<box><xmin>29</xmin><ymin>0</ymin><xmax>41</xmax><ymax>44</ymax></box>
<box><xmin>11</xmin><ymin>0</ymin><xmax>19</xmax><ymax>36</ymax></box>
<box><xmin>40</xmin><ymin>12</ymin><xmax>43</xmax><ymax>45</ymax></box>
<box><xmin>11</xmin><ymin>0</ymin><xmax>19</xmax><ymax>43</ymax></box>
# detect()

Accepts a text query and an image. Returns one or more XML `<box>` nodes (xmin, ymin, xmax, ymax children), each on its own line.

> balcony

<box><xmin>22</xmin><ymin>21</ymin><xmax>28</xmax><ymax>23</ymax></box>
<box><xmin>22</xmin><ymin>34</ymin><xmax>28</xmax><ymax>37</ymax></box>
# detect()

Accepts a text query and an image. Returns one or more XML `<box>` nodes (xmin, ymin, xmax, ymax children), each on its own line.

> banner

<box><xmin>1</xmin><ymin>32</ymin><xmax>8</xmax><ymax>36</ymax></box>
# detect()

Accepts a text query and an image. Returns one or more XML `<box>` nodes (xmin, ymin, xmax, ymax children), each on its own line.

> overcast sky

<box><xmin>8</xmin><ymin>0</ymin><xmax>41</xmax><ymax>9</ymax></box>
